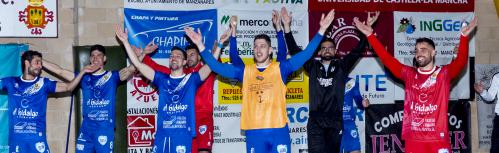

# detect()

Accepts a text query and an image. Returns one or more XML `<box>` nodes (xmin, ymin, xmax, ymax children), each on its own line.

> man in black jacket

<box><xmin>279</xmin><ymin>8</ymin><xmax>379</xmax><ymax>153</ymax></box>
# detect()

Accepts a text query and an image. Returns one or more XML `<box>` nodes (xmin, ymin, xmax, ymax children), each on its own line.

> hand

<box><xmin>219</xmin><ymin>27</ymin><xmax>231</xmax><ymax>44</ymax></box>
<box><xmin>184</xmin><ymin>27</ymin><xmax>203</xmax><ymax>46</ymax></box>
<box><xmin>144</xmin><ymin>41</ymin><xmax>158</xmax><ymax>55</ymax></box>
<box><xmin>353</xmin><ymin>17</ymin><xmax>374</xmax><ymax>36</ymax></box>
<box><xmin>362</xmin><ymin>98</ymin><xmax>370</xmax><ymax>108</ymax></box>
<box><xmin>230</xmin><ymin>16</ymin><xmax>238</xmax><ymax>37</ymax></box>
<box><xmin>474</xmin><ymin>81</ymin><xmax>484</xmax><ymax>93</ymax></box>
<box><xmin>367</xmin><ymin>11</ymin><xmax>380</xmax><ymax>27</ymax></box>
<box><xmin>131</xmin><ymin>45</ymin><xmax>142</xmax><ymax>57</ymax></box>
<box><xmin>115</xmin><ymin>26</ymin><xmax>128</xmax><ymax>42</ymax></box>
<box><xmin>461</xmin><ymin>16</ymin><xmax>478</xmax><ymax>37</ymax></box>
<box><xmin>82</xmin><ymin>64</ymin><xmax>99</xmax><ymax>73</ymax></box>
<box><xmin>272</xmin><ymin>10</ymin><xmax>282</xmax><ymax>31</ymax></box>
<box><xmin>281</xmin><ymin>7</ymin><xmax>292</xmax><ymax>27</ymax></box>
<box><xmin>319</xmin><ymin>9</ymin><xmax>335</xmax><ymax>34</ymax></box>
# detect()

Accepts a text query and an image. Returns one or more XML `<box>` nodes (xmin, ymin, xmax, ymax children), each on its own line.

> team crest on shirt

<box><xmin>277</xmin><ymin>144</ymin><xmax>287</xmax><ymax>153</ymax></box>
<box><xmin>176</xmin><ymin>145</ymin><xmax>186</xmax><ymax>153</ymax></box>
<box><xmin>345</xmin><ymin>78</ymin><xmax>355</xmax><ymax>93</ymax></box>
<box><xmin>98</xmin><ymin>136</ymin><xmax>108</xmax><ymax>145</ymax></box>
<box><xmin>23</xmin><ymin>79</ymin><xmax>44</xmax><ymax>96</ymax></box>
<box><xmin>199</xmin><ymin>125</ymin><xmax>207</xmax><ymax>135</ymax></box>
<box><xmin>438</xmin><ymin>148</ymin><xmax>449</xmax><ymax>153</ymax></box>
<box><xmin>95</xmin><ymin>71</ymin><xmax>112</xmax><ymax>87</ymax></box>
<box><xmin>35</xmin><ymin>142</ymin><xmax>45</xmax><ymax>153</ymax></box>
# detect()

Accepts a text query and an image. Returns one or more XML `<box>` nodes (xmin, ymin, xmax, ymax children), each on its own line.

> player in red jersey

<box><xmin>354</xmin><ymin>16</ymin><xmax>477</xmax><ymax>153</ymax></box>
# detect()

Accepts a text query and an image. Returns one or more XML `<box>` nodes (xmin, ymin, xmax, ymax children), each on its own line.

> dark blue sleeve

<box><xmin>45</xmin><ymin>78</ymin><xmax>57</xmax><ymax>94</ymax></box>
<box><xmin>279</xmin><ymin>32</ymin><xmax>324</xmax><ymax>81</ymax></box>
<box><xmin>276</xmin><ymin>30</ymin><xmax>287</xmax><ymax>62</ymax></box>
<box><xmin>113</xmin><ymin>71</ymin><xmax>121</xmax><ymax>83</ymax></box>
<box><xmin>200</xmin><ymin>50</ymin><xmax>244</xmax><ymax>82</ymax></box>
<box><xmin>229</xmin><ymin>36</ymin><xmax>244</xmax><ymax>68</ymax></box>
<box><xmin>353</xmin><ymin>81</ymin><xmax>364</xmax><ymax>110</ymax></box>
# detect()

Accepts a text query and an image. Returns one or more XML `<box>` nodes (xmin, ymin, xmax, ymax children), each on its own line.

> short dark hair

<box><xmin>254</xmin><ymin>34</ymin><xmax>271</xmax><ymax>47</ymax></box>
<box><xmin>21</xmin><ymin>50</ymin><xmax>42</xmax><ymax>71</ymax></box>
<box><xmin>90</xmin><ymin>44</ymin><xmax>106</xmax><ymax>55</ymax></box>
<box><xmin>185</xmin><ymin>44</ymin><xmax>199</xmax><ymax>54</ymax></box>
<box><xmin>320</xmin><ymin>38</ymin><xmax>336</xmax><ymax>48</ymax></box>
<box><xmin>171</xmin><ymin>46</ymin><xmax>187</xmax><ymax>60</ymax></box>
<box><xmin>415</xmin><ymin>37</ymin><xmax>435</xmax><ymax>49</ymax></box>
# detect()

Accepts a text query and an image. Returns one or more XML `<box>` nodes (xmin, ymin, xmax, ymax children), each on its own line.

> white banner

<box><xmin>349</xmin><ymin>57</ymin><xmax>398</xmax><ymax>104</ymax></box>
<box><xmin>393</xmin><ymin>12</ymin><xmax>474</xmax><ymax>100</ymax></box>
<box><xmin>0</xmin><ymin>0</ymin><xmax>57</xmax><ymax>37</ymax></box>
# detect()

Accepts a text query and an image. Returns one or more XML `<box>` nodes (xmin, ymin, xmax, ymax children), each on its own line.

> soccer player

<box><xmin>354</xmin><ymin>16</ymin><xmax>477</xmax><ymax>152</ymax></box>
<box><xmin>115</xmin><ymin>26</ymin><xmax>219</xmax><ymax>153</ymax></box>
<box><xmin>136</xmin><ymin>28</ymin><xmax>231</xmax><ymax>153</ymax></box>
<box><xmin>42</xmin><ymin>44</ymin><xmax>137</xmax><ymax>153</ymax></box>
<box><xmin>194</xmin><ymin>9</ymin><xmax>336</xmax><ymax>153</ymax></box>
<box><xmin>340</xmin><ymin>77</ymin><xmax>369</xmax><ymax>153</ymax></box>
<box><xmin>281</xmin><ymin>9</ymin><xmax>379</xmax><ymax>153</ymax></box>
<box><xmin>1</xmin><ymin>50</ymin><xmax>97</xmax><ymax>153</ymax></box>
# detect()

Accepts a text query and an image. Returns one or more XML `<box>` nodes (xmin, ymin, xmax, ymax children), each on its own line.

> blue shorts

<box><xmin>153</xmin><ymin>133</ymin><xmax>191</xmax><ymax>153</ymax></box>
<box><xmin>340</xmin><ymin>121</ymin><xmax>361</xmax><ymax>153</ymax></box>
<box><xmin>76</xmin><ymin>127</ymin><xmax>114</xmax><ymax>153</ymax></box>
<box><xmin>245</xmin><ymin>125</ymin><xmax>291</xmax><ymax>153</ymax></box>
<box><xmin>10</xmin><ymin>138</ymin><xmax>50</xmax><ymax>153</ymax></box>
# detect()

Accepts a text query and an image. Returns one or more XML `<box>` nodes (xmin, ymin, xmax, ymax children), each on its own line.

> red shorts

<box><xmin>405</xmin><ymin>139</ymin><xmax>451</xmax><ymax>153</ymax></box>
<box><xmin>192</xmin><ymin>112</ymin><xmax>214</xmax><ymax>152</ymax></box>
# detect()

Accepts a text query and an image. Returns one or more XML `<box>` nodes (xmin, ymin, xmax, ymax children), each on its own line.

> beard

<box><xmin>28</xmin><ymin>68</ymin><xmax>41</xmax><ymax>76</ymax></box>
<box><xmin>415</xmin><ymin>56</ymin><xmax>432</xmax><ymax>68</ymax></box>
<box><xmin>321</xmin><ymin>55</ymin><xmax>334</xmax><ymax>61</ymax></box>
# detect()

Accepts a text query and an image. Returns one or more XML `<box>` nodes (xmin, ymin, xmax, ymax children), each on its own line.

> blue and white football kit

<box><xmin>340</xmin><ymin>78</ymin><xmax>364</xmax><ymax>153</ymax></box>
<box><xmin>0</xmin><ymin>76</ymin><xmax>56</xmax><ymax>153</ymax></box>
<box><xmin>152</xmin><ymin>72</ymin><xmax>202</xmax><ymax>153</ymax></box>
<box><xmin>76</xmin><ymin>71</ymin><xmax>120</xmax><ymax>153</ymax></box>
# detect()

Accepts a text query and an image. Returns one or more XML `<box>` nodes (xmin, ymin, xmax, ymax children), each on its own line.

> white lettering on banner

<box><xmin>374</xmin><ymin>111</ymin><xmax>404</xmax><ymax>132</ymax></box>
<box><xmin>317</xmin><ymin>0</ymin><xmax>468</xmax><ymax>4</ymax></box>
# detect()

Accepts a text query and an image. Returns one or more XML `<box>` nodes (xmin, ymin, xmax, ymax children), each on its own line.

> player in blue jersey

<box><xmin>340</xmin><ymin>77</ymin><xmax>369</xmax><ymax>153</ymax></box>
<box><xmin>42</xmin><ymin>45</ymin><xmax>138</xmax><ymax>153</ymax></box>
<box><xmin>115</xmin><ymin>26</ymin><xmax>221</xmax><ymax>153</ymax></box>
<box><xmin>0</xmin><ymin>50</ymin><xmax>97</xmax><ymax>153</ymax></box>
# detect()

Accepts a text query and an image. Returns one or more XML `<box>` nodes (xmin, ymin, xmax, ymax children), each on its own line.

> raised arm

<box><xmin>281</xmin><ymin>7</ymin><xmax>301</xmax><ymax>56</ymax></box>
<box><xmin>228</xmin><ymin>16</ymin><xmax>245</xmax><ymax>67</ymax></box>
<box><xmin>192</xmin><ymin>28</ymin><xmax>230</xmax><ymax>81</ymax></box>
<box><xmin>43</xmin><ymin>59</ymin><xmax>75</xmax><ymax>81</ymax></box>
<box><xmin>281</xmin><ymin>9</ymin><xmax>335</xmax><ymax>76</ymax></box>
<box><xmin>115</xmin><ymin>26</ymin><xmax>155</xmax><ymax>81</ymax></box>
<box><xmin>342</xmin><ymin>12</ymin><xmax>379</xmax><ymax>72</ymax></box>
<box><xmin>55</xmin><ymin>64</ymin><xmax>98</xmax><ymax>92</ymax></box>
<box><xmin>448</xmin><ymin>17</ymin><xmax>477</xmax><ymax>79</ymax></box>
<box><xmin>272</xmin><ymin>10</ymin><xmax>287</xmax><ymax>62</ymax></box>
<box><xmin>354</xmin><ymin>16</ymin><xmax>404</xmax><ymax>79</ymax></box>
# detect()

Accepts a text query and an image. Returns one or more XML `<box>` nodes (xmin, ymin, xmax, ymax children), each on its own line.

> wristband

<box><xmin>217</xmin><ymin>42</ymin><xmax>224</xmax><ymax>48</ymax></box>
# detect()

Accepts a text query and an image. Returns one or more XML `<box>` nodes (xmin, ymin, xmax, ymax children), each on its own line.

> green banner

<box><xmin>0</xmin><ymin>44</ymin><xmax>26</xmax><ymax>153</ymax></box>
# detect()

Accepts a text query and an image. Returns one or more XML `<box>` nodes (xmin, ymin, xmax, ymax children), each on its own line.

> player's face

<box><xmin>27</xmin><ymin>56</ymin><xmax>43</xmax><ymax>76</ymax></box>
<box><xmin>169</xmin><ymin>50</ymin><xmax>186</xmax><ymax>71</ymax></box>
<box><xmin>319</xmin><ymin>41</ymin><xmax>336</xmax><ymax>61</ymax></box>
<box><xmin>90</xmin><ymin>50</ymin><xmax>106</xmax><ymax>68</ymax></box>
<box><xmin>253</xmin><ymin>39</ymin><xmax>272</xmax><ymax>63</ymax></box>
<box><xmin>414</xmin><ymin>42</ymin><xmax>435</xmax><ymax>68</ymax></box>
<box><xmin>186</xmin><ymin>49</ymin><xmax>200</xmax><ymax>68</ymax></box>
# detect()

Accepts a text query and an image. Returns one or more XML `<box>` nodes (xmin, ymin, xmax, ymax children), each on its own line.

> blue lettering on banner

<box><xmin>287</xmin><ymin>107</ymin><xmax>308</xmax><ymax>123</ymax></box>
<box><xmin>354</xmin><ymin>74</ymin><xmax>387</xmax><ymax>92</ymax></box>
<box><xmin>124</xmin><ymin>9</ymin><xmax>217</xmax><ymax>58</ymax></box>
